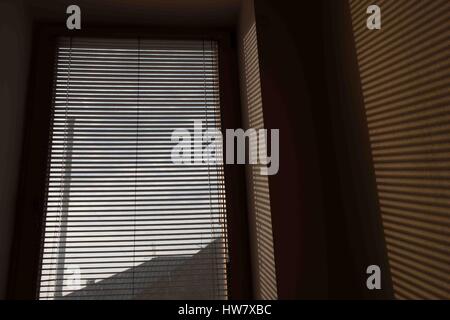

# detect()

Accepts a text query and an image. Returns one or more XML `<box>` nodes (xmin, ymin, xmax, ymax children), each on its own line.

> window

<box><xmin>38</xmin><ymin>37</ymin><xmax>228</xmax><ymax>299</ymax></box>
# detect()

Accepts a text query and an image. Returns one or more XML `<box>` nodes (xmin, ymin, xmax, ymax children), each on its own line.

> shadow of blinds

<box><xmin>349</xmin><ymin>0</ymin><xmax>450</xmax><ymax>299</ymax></box>
<box><xmin>243</xmin><ymin>23</ymin><xmax>278</xmax><ymax>300</ymax></box>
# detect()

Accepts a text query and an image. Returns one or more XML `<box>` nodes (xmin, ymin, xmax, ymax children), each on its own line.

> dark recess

<box><xmin>254</xmin><ymin>0</ymin><xmax>393</xmax><ymax>299</ymax></box>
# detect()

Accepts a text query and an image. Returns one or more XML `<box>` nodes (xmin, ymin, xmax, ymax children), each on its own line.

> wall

<box><xmin>0</xmin><ymin>0</ymin><xmax>32</xmax><ymax>298</ymax></box>
<box><xmin>253</xmin><ymin>0</ymin><xmax>392</xmax><ymax>298</ymax></box>
<box><xmin>237</xmin><ymin>0</ymin><xmax>277</xmax><ymax>299</ymax></box>
<box><xmin>350</xmin><ymin>0</ymin><xmax>450</xmax><ymax>299</ymax></box>
<box><xmin>28</xmin><ymin>0</ymin><xmax>240</xmax><ymax>28</ymax></box>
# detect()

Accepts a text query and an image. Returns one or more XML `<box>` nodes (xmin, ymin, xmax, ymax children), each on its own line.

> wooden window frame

<box><xmin>7</xmin><ymin>24</ymin><xmax>252</xmax><ymax>300</ymax></box>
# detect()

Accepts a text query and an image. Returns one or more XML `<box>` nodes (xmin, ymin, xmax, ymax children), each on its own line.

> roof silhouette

<box><xmin>63</xmin><ymin>239</ymin><xmax>226</xmax><ymax>300</ymax></box>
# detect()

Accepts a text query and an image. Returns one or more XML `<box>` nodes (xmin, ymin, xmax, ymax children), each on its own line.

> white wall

<box><xmin>0</xmin><ymin>0</ymin><xmax>32</xmax><ymax>298</ymax></box>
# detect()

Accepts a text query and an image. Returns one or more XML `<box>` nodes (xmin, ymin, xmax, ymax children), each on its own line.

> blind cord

<box><xmin>132</xmin><ymin>37</ymin><xmax>141</xmax><ymax>298</ymax></box>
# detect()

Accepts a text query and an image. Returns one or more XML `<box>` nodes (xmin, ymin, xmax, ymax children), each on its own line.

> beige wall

<box><xmin>350</xmin><ymin>0</ymin><xmax>450</xmax><ymax>299</ymax></box>
<box><xmin>0</xmin><ymin>0</ymin><xmax>32</xmax><ymax>298</ymax></box>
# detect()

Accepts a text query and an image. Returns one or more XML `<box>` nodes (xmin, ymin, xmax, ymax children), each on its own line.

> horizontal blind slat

<box><xmin>38</xmin><ymin>37</ymin><xmax>228</xmax><ymax>300</ymax></box>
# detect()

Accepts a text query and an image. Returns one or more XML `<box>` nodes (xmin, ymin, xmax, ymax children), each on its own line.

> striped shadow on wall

<box><xmin>349</xmin><ymin>0</ymin><xmax>450</xmax><ymax>299</ymax></box>
<box><xmin>242</xmin><ymin>23</ymin><xmax>278</xmax><ymax>300</ymax></box>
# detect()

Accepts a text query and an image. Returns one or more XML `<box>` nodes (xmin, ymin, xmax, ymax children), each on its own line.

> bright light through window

<box><xmin>38</xmin><ymin>37</ymin><xmax>228</xmax><ymax>300</ymax></box>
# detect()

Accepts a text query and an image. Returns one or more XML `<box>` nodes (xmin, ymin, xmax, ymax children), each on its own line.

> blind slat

<box><xmin>38</xmin><ymin>37</ymin><xmax>228</xmax><ymax>300</ymax></box>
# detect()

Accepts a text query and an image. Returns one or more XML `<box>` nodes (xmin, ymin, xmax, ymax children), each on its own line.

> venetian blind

<box><xmin>38</xmin><ymin>37</ymin><xmax>228</xmax><ymax>300</ymax></box>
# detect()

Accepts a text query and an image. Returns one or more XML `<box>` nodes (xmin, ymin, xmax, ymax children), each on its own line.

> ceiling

<box><xmin>25</xmin><ymin>0</ymin><xmax>242</xmax><ymax>28</ymax></box>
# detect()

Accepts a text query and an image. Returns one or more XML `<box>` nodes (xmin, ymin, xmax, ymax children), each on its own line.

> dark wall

<box><xmin>254</xmin><ymin>0</ymin><xmax>393</xmax><ymax>299</ymax></box>
<box><xmin>0</xmin><ymin>0</ymin><xmax>32</xmax><ymax>298</ymax></box>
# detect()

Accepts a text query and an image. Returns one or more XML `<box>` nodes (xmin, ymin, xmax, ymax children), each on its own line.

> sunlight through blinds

<box><xmin>349</xmin><ymin>0</ymin><xmax>450</xmax><ymax>299</ymax></box>
<box><xmin>38</xmin><ymin>37</ymin><xmax>228</xmax><ymax>300</ymax></box>
<box><xmin>243</xmin><ymin>23</ymin><xmax>277</xmax><ymax>299</ymax></box>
